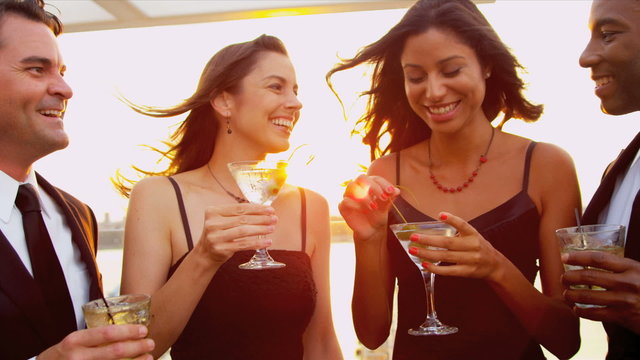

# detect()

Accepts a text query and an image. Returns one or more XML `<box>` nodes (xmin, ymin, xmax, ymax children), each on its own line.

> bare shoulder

<box><xmin>499</xmin><ymin>133</ymin><xmax>575</xmax><ymax>170</ymax></box>
<box><xmin>301</xmin><ymin>187</ymin><xmax>330</xmax><ymax>214</ymax></box>
<box><xmin>368</xmin><ymin>153</ymin><xmax>397</xmax><ymax>182</ymax></box>
<box><xmin>130</xmin><ymin>176</ymin><xmax>174</xmax><ymax>199</ymax></box>
<box><xmin>530</xmin><ymin>142</ymin><xmax>576</xmax><ymax>173</ymax></box>
<box><xmin>527</xmin><ymin>141</ymin><xmax>580</xmax><ymax>204</ymax></box>
<box><xmin>128</xmin><ymin>176</ymin><xmax>180</xmax><ymax>218</ymax></box>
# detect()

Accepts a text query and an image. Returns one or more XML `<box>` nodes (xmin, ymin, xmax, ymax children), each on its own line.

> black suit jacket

<box><xmin>0</xmin><ymin>173</ymin><xmax>103</xmax><ymax>360</ymax></box>
<box><xmin>582</xmin><ymin>131</ymin><xmax>640</xmax><ymax>360</ymax></box>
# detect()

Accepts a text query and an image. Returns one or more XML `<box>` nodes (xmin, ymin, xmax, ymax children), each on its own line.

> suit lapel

<box><xmin>583</xmin><ymin>132</ymin><xmax>640</xmax><ymax>224</ymax></box>
<box><xmin>0</xmin><ymin>231</ymin><xmax>59</xmax><ymax>342</ymax></box>
<box><xmin>625</xmin><ymin>191</ymin><xmax>640</xmax><ymax>261</ymax></box>
<box><xmin>36</xmin><ymin>174</ymin><xmax>103</xmax><ymax>302</ymax></box>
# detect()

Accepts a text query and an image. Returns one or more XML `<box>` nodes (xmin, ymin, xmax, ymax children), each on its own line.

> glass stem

<box><xmin>254</xmin><ymin>235</ymin><xmax>270</xmax><ymax>259</ymax></box>
<box><xmin>422</xmin><ymin>270</ymin><xmax>438</xmax><ymax>322</ymax></box>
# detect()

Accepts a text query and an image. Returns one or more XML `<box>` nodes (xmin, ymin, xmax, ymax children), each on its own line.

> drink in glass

<box><xmin>82</xmin><ymin>294</ymin><xmax>151</xmax><ymax>328</ymax></box>
<box><xmin>389</xmin><ymin>221</ymin><xmax>458</xmax><ymax>336</ymax></box>
<box><xmin>556</xmin><ymin>224</ymin><xmax>626</xmax><ymax>307</ymax></box>
<box><xmin>227</xmin><ymin>160</ymin><xmax>287</xmax><ymax>270</ymax></box>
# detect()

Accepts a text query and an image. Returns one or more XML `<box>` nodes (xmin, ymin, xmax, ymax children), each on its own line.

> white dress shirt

<box><xmin>0</xmin><ymin>170</ymin><xmax>91</xmax><ymax>331</ymax></box>
<box><xmin>599</xmin><ymin>151</ymin><xmax>640</xmax><ymax>241</ymax></box>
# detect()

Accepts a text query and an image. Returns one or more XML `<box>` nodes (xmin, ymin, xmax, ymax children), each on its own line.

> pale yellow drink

<box><xmin>82</xmin><ymin>294</ymin><xmax>150</xmax><ymax>328</ymax></box>
<box><xmin>556</xmin><ymin>224</ymin><xmax>626</xmax><ymax>308</ymax></box>
<box><xmin>392</xmin><ymin>225</ymin><xmax>455</xmax><ymax>265</ymax></box>
<box><xmin>560</xmin><ymin>244</ymin><xmax>624</xmax><ymax>291</ymax></box>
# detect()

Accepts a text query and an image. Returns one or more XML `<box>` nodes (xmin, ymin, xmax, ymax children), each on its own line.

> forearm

<box><xmin>489</xmin><ymin>257</ymin><xmax>580</xmax><ymax>359</ymax></box>
<box><xmin>139</xmin><ymin>249</ymin><xmax>220</xmax><ymax>358</ymax></box>
<box><xmin>351</xmin><ymin>232</ymin><xmax>394</xmax><ymax>348</ymax></box>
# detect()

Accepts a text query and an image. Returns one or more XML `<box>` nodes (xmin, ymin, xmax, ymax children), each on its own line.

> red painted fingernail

<box><xmin>369</xmin><ymin>201</ymin><xmax>378</xmax><ymax>210</ymax></box>
<box><xmin>386</xmin><ymin>186</ymin><xmax>395</xmax><ymax>193</ymax></box>
<box><xmin>410</xmin><ymin>234</ymin><xmax>419</xmax><ymax>242</ymax></box>
<box><xmin>380</xmin><ymin>192</ymin><xmax>388</xmax><ymax>201</ymax></box>
<box><xmin>422</xmin><ymin>262</ymin><xmax>431</xmax><ymax>268</ymax></box>
<box><xmin>439</xmin><ymin>213</ymin><xmax>448</xmax><ymax>220</ymax></box>
<box><xmin>369</xmin><ymin>188</ymin><xmax>375</xmax><ymax>195</ymax></box>
<box><xmin>409</xmin><ymin>247</ymin><xmax>418</xmax><ymax>255</ymax></box>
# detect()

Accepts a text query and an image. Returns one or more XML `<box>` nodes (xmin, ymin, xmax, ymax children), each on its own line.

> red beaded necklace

<box><xmin>428</xmin><ymin>128</ymin><xmax>495</xmax><ymax>193</ymax></box>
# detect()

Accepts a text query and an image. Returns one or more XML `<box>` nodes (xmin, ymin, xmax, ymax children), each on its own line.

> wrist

<box><xmin>353</xmin><ymin>230</ymin><xmax>386</xmax><ymax>248</ymax></box>
<box><xmin>487</xmin><ymin>251</ymin><xmax>509</xmax><ymax>285</ymax></box>
<box><xmin>190</xmin><ymin>244</ymin><xmax>223</xmax><ymax>274</ymax></box>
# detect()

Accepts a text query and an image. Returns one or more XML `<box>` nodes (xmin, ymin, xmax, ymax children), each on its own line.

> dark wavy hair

<box><xmin>0</xmin><ymin>0</ymin><xmax>62</xmax><ymax>39</ymax></box>
<box><xmin>326</xmin><ymin>0</ymin><xmax>543</xmax><ymax>160</ymax></box>
<box><xmin>113</xmin><ymin>34</ymin><xmax>288</xmax><ymax>197</ymax></box>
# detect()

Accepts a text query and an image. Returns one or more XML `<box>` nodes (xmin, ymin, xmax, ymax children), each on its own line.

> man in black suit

<box><xmin>0</xmin><ymin>1</ymin><xmax>154</xmax><ymax>359</ymax></box>
<box><xmin>562</xmin><ymin>0</ymin><xmax>640</xmax><ymax>358</ymax></box>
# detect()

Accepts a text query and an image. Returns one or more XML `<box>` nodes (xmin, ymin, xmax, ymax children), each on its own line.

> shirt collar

<box><xmin>0</xmin><ymin>170</ymin><xmax>48</xmax><ymax>223</ymax></box>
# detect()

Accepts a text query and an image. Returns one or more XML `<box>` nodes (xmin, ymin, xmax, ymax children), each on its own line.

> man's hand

<box><xmin>562</xmin><ymin>251</ymin><xmax>640</xmax><ymax>334</ymax></box>
<box><xmin>37</xmin><ymin>324</ymin><xmax>155</xmax><ymax>360</ymax></box>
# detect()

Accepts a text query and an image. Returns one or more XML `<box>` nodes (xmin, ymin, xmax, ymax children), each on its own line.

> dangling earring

<box><xmin>485</xmin><ymin>72</ymin><xmax>491</xmax><ymax>79</ymax></box>
<box><xmin>225</xmin><ymin>113</ymin><xmax>232</xmax><ymax>134</ymax></box>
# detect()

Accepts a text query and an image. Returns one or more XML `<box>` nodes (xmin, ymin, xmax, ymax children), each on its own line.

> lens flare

<box><xmin>349</xmin><ymin>181</ymin><xmax>370</xmax><ymax>201</ymax></box>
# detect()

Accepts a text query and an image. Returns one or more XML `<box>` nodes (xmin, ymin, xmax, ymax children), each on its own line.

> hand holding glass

<box><xmin>390</xmin><ymin>221</ymin><xmax>458</xmax><ymax>335</ymax></box>
<box><xmin>227</xmin><ymin>160</ymin><xmax>287</xmax><ymax>270</ymax></box>
<box><xmin>556</xmin><ymin>224</ymin><xmax>626</xmax><ymax>308</ymax></box>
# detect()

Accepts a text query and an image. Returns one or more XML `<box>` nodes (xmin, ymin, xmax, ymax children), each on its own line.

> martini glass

<box><xmin>227</xmin><ymin>160</ymin><xmax>288</xmax><ymax>270</ymax></box>
<box><xmin>389</xmin><ymin>221</ymin><xmax>458</xmax><ymax>336</ymax></box>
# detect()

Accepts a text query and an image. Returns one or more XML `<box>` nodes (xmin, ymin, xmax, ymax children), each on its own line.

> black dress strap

<box><xmin>298</xmin><ymin>187</ymin><xmax>307</xmax><ymax>253</ymax></box>
<box><xmin>522</xmin><ymin>142</ymin><xmax>538</xmax><ymax>192</ymax></box>
<box><xmin>167</xmin><ymin>177</ymin><xmax>194</xmax><ymax>250</ymax></box>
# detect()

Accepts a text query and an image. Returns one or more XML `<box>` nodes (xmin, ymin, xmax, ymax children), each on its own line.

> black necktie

<box><xmin>15</xmin><ymin>184</ymin><xmax>77</xmax><ymax>342</ymax></box>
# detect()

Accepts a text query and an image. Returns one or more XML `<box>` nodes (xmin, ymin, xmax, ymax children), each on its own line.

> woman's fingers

<box><xmin>344</xmin><ymin>174</ymin><xmax>398</xmax><ymax>203</ymax></box>
<box><xmin>206</xmin><ymin>203</ymin><xmax>275</xmax><ymax>218</ymax></box>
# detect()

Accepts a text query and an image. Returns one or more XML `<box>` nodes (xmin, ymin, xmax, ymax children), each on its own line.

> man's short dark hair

<box><xmin>0</xmin><ymin>0</ymin><xmax>63</xmax><ymax>36</ymax></box>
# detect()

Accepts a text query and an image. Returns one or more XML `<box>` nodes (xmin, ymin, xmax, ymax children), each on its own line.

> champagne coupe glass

<box><xmin>389</xmin><ymin>221</ymin><xmax>458</xmax><ymax>335</ymax></box>
<box><xmin>227</xmin><ymin>160</ymin><xmax>288</xmax><ymax>270</ymax></box>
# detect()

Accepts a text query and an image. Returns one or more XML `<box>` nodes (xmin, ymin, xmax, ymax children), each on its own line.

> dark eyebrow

<box><xmin>262</xmin><ymin>74</ymin><xmax>286</xmax><ymax>82</ymax></box>
<box><xmin>20</xmin><ymin>56</ymin><xmax>66</xmax><ymax>73</ymax></box>
<box><xmin>262</xmin><ymin>74</ymin><xmax>298</xmax><ymax>90</ymax></box>
<box><xmin>592</xmin><ymin>17</ymin><xmax>626</xmax><ymax>30</ymax></box>
<box><xmin>20</xmin><ymin>56</ymin><xmax>52</xmax><ymax>66</ymax></box>
<box><xmin>403</xmin><ymin>55</ymin><xmax>465</xmax><ymax>70</ymax></box>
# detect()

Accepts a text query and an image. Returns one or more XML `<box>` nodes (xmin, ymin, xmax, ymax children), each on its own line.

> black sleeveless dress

<box><xmin>388</xmin><ymin>142</ymin><xmax>545</xmax><ymax>360</ymax></box>
<box><xmin>166</xmin><ymin>178</ymin><xmax>317</xmax><ymax>360</ymax></box>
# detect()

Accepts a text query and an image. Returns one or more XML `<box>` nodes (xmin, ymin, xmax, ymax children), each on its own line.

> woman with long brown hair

<box><xmin>117</xmin><ymin>34</ymin><xmax>342</xmax><ymax>359</ymax></box>
<box><xmin>328</xmin><ymin>0</ymin><xmax>581</xmax><ymax>358</ymax></box>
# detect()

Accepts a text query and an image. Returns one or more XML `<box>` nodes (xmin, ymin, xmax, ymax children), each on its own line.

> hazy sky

<box><xmin>38</xmin><ymin>1</ymin><xmax>637</xmax><ymax>221</ymax></box>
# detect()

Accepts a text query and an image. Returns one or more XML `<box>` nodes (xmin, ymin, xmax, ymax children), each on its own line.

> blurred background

<box><xmin>38</xmin><ymin>1</ymin><xmax>635</xmax><ymax>359</ymax></box>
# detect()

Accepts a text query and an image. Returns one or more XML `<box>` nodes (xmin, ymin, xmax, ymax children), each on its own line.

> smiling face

<box><xmin>401</xmin><ymin>28</ymin><xmax>488</xmax><ymax>133</ymax></box>
<box><xmin>0</xmin><ymin>13</ymin><xmax>72</xmax><ymax>167</ymax></box>
<box><xmin>580</xmin><ymin>0</ymin><xmax>640</xmax><ymax>115</ymax></box>
<box><xmin>225</xmin><ymin>51</ymin><xmax>302</xmax><ymax>155</ymax></box>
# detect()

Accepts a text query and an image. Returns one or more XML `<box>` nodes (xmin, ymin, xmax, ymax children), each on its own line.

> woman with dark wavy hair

<box><xmin>329</xmin><ymin>0</ymin><xmax>581</xmax><ymax>358</ymax></box>
<box><xmin>117</xmin><ymin>34</ymin><xmax>342</xmax><ymax>359</ymax></box>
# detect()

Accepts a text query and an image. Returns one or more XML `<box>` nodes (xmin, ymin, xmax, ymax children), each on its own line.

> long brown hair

<box><xmin>326</xmin><ymin>0</ymin><xmax>543</xmax><ymax>160</ymax></box>
<box><xmin>114</xmin><ymin>34</ymin><xmax>288</xmax><ymax>197</ymax></box>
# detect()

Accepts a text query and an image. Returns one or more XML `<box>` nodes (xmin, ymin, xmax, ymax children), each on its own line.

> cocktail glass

<box><xmin>556</xmin><ymin>224</ymin><xmax>626</xmax><ymax>308</ymax></box>
<box><xmin>82</xmin><ymin>294</ymin><xmax>151</xmax><ymax>328</ymax></box>
<box><xmin>227</xmin><ymin>160</ymin><xmax>288</xmax><ymax>270</ymax></box>
<box><xmin>389</xmin><ymin>221</ymin><xmax>458</xmax><ymax>336</ymax></box>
